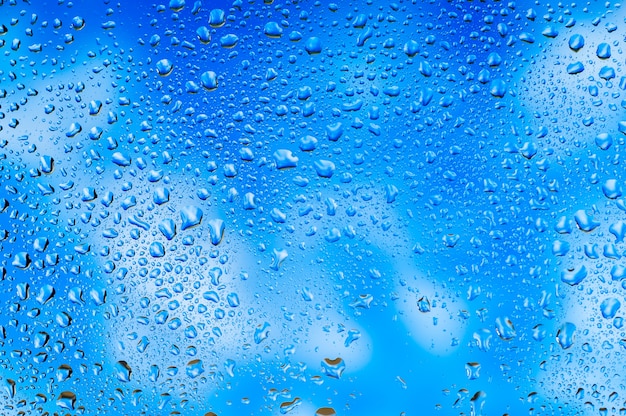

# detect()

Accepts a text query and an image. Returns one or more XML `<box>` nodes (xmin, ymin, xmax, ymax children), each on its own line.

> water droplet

<box><xmin>280</xmin><ymin>397</ymin><xmax>302</xmax><ymax>414</ymax></box>
<box><xmin>344</xmin><ymin>329</ymin><xmax>361</xmax><ymax>347</ymax></box>
<box><xmin>254</xmin><ymin>322</ymin><xmax>271</xmax><ymax>344</ymax></box>
<box><xmin>71</xmin><ymin>16</ymin><xmax>85</xmax><ymax>30</ymax></box>
<box><xmin>114</xmin><ymin>360</ymin><xmax>132</xmax><ymax>382</ymax></box>
<box><xmin>220</xmin><ymin>33</ymin><xmax>239</xmax><ymax>48</ymax></box>
<box><xmin>55</xmin><ymin>312</ymin><xmax>71</xmax><ymax>328</ymax></box>
<box><xmin>36</xmin><ymin>284</ymin><xmax>55</xmax><ymax>304</ymax></box>
<box><xmin>3</xmin><ymin>379</ymin><xmax>15</xmax><ymax>398</ymax></box>
<box><xmin>561</xmin><ymin>265</ymin><xmax>587</xmax><ymax>286</ymax></box>
<box><xmin>417</xmin><ymin>296</ymin><xmax>431</xmax><ymax>312</ymax></box>
<box><xmin>603</xmin><ymin>179</ymin><xmax>622</xmax><ymax>199</ymax></box>
<box><xmin>225</xmin><ymin>293</ymin><xmax>239</xmax><ymax>308</ymax></box>
<box><xmin>55</xmin><ymin>364</ymin><xmax>73</xmax><ymax>382</ymax></box>
<box><xmin>473</xmin><ymin>329</ymin><xmax>492</xmax><ymax>351</ymax></box>
<box><xmin>56</xmin><ymin>391</ymin><xmax>76</xmax><ymax>410</ymax></box>
<box><xmin>574</xmin><ymin>210</ymin><xmax>600</xmax><ymax>232</ymax></box>
<box><xmin>489</xmin><ymin>79</ymin><xmax>507</xmax><ymax>98</ymax></box>
<box><xmin>314</xmin><ymin>160</ymin><xmax>335</xmax><ymax>178</ymax></box>
<box><xmin>597</xmin><ymin>42</ymin><xmax>611</xmax><ymax>59</ymax></box>
<box><xmin>224</xmin><ymin>359</ymin><xmax>236</xmax><ymax>377</ymax></box>
<box><xmin>400</xmin><ymin>42</ymin><xmax>419</xmax><ymax>60</ymax></box>
<box><xmin>305</xmin><ymin>37</ymin><xmax>322</xmax><ymax>54</ymax></box>
<box><xmin>180</xmin><ymin>206</ymin><xmax>203</xmax><ymax>230</ymax></box>
<box><xmin>149</xmin><ymin>242</ymin><xmax>165</xmax><ymax>258</ymax></box>
<box><xmin>552</xmin><ymin>240</ymin><xmax>570</xmax><ymax>256</ymax></box>
<box><xmin>196</xmin><ymin>26</ymin><xmax>211</xmax><ymax>44</ymax></box>
<box><xmin>12</xmin><ymin>252</ymin><xmax>31</xmax><ymax>269</ymax></box>
<box><xmin>495</xmin><ymin>317</ymin><xmax>516</xmax><ymax>340</ymax></box>
<box><xmin>154</xmin><ymin>187</ymin><xmax>170</xmax><ymax>205</ymax></box>
<box><xmin>209</xmin><ymin>9</ymin><xmax>226</xmax><ymax>27</ymax></box>
<box><xmin>65</xmin><ymin>122</ymin><xmax>82</xmax><ymax>137</ymax></box>
<box><xmin>601</xmin><ymin>298</ymin><xmax>621</xmax><ymax>319</ymax></box>
<box><xmin>112</xmin><ymin>151</ymin><xmax>132</xmax><ymax>166</ymax></box>
<box><xmin>274</xmin><ymin>149</ymin><xmax>299</xmax><ymax>169</ymax></box>
<box><xmin>169</xmin><ymin>0</ymin><xmax>185</xmax><ymax>12</ymax></box>
<box><xmin>33</xmin><ymin>331</ymin><xmax>50</xmax><ymax>348</ymax></box>
<box><xmin>264</xmin><ymin>22</ymin><xmax>283</xmax><ymax>38</ymax></box>
<box><xmin>207</xmin><ymin>219</ymin><xmax>225</xmax><ymax>245</ymax></box>
<box><xmin>556</xmin><ymin>322</ymin><xmax>576</xmax><ymax>349</ymax></box>
<box><xmin>321</xmin><ymin>357</ymin><xmax>345</xmax><ymax>379</ymax></box>
<box><xmin>541</xmin><ymin>26</ymin><xmax>558</xmax><ymax>38</ymax></box>
<box><xmin>567</xmin><ymin>61</ymin><xmax>584</xmax><ymax>74</ymax></box>
<box><xmin>156</xmin><ymin>59</ymin><xmax>174</xmax><ymax>76</ymax></box>
<box><xmin>465</xmin><ymin>362</ymin><xmax>481</xmax><ymax>380</ymax></box>
<box><xmin>569</xmin><ymin>34</ymin><xmax>584</xmax><ymax>51</ymax></box>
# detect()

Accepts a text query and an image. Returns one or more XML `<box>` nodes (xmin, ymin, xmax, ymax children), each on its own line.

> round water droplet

<box><xmin>156</xmin><ymin>59</ymin><xmax>174</xmax><ymax>76</ymax></box>
<box><xmin>149</xmin><ymin>242</ymin><xmax>165</xmax><ymax>258</ymax></box>
<box><xmin>486</xmin><ymin>52</ymin><xmax>502</xmax><ymax>67</ymax></box>
<box><xmin>71</xmin><ymin>16</ymin><xmax>85</xmax><ymax>30</ymax></box>
<box><xmin>55</xmin><ymin>365</ymin><xmax>73</xmax><ymax>382</ymax></box>
<box><xmin>209</xmin><ymin>9</ymin><xmax>226</xmax><ymax>27</ymax></box>
<box><xmin>196</xmin><ymin>26</ymin><xmax>211</xmax><ymax>43</ymax></box>
<box><xmin>304</xmin><ymin>37</ymin><xmax>322</xmax><ymax>54</ymax></box>
<box><xmin>169</xmin><ymin>0</ymin><xmax>185</xmax><ymax>12</ymax></box>
<box><xmin>404</xmin><ymin>40</ymin><xmax>419</xmax><ymax>57</ymax></box>
<box><xmin>186</xmin><ymin>359</ymin><xmax>205</xmax><ymax>378</ymax></box>
<box><xmin>596</xmin><ymin>42</ymin><xmax>611</xmax><ymax>59</ymax></box>
<box><xmin>201</xmin><ymin>71</ymin><xmax>218</xmax><ymax>90</ymax></box>
<box><xmin>600</xmin><ymin>298</ymin><xmax>621</xmax><ymax>319</ymax></box>
<box><xmin>489</xmin><ymin>79</ymin><xmax>507</xmax><ymax>98</ymax></box>
<box><xmin>569</xmin><ymin>34</ymin><xmax>584</xmax><ymax>51</ymax></box>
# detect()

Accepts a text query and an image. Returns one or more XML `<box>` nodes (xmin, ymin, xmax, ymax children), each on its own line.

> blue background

<box><xmin>0</xmin><ymin>0</ymin><xmax>625</xmax><ymax>415</ymax></box>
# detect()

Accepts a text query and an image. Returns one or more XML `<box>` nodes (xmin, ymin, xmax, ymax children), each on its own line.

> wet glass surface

<box><xmin>1</xmin><ymin>0</ymin><xmax>626</xmax><ymax>415</ymax></box>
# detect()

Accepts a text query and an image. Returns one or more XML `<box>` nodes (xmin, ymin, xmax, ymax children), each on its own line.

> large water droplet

<box><xmin>114</xmin><ymin>361</ymin><xmax>132</xmax><ymax>382</ymax></box>
<box><xmin>156</xmin><ymin>59</ymin><xmax>174</xmax><ymax>76</ymax></box>
<box><xmin>556</xmin><ymin>322</ymin><xmax>576</xmax><ymax>349</ymax></box>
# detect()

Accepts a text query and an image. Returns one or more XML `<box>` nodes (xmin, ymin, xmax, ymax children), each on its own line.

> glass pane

<box><xmin>0</xmin><ymin>0</ymin><xmax>622</xmax><ymax>415</ymax></box>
